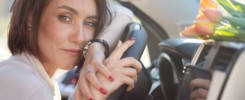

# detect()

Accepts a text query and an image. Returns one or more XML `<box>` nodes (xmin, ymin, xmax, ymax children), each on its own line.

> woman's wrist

<box><xmin>87</xmin><ymin>43</ymin><xmax>106</xmax><ymax>59</ymax></box>
<box><xmin>83</xmin><ymin>39</ymin><xmax>110</xmax><ymax>59</ymax></box>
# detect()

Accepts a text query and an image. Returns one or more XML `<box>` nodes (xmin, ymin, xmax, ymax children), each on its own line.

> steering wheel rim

<box><xmin>107</xmin><ymin>22</ymin><xmax>148</xmax><ymax>100</ymax></box>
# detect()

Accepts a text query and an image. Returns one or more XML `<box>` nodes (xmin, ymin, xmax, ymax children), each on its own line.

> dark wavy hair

<box><xmin>8</xmin><ymin>0</ymin><xmax>111</xmax><ymax>61</ymax></box>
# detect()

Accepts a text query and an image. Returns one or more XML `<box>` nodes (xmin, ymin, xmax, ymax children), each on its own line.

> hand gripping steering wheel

<box><xmin>107</xmin><ymin>22</ymin><xmax>148</xmax><ymax>100</ymax></box>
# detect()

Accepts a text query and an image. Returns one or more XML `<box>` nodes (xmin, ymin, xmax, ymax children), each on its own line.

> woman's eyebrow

<box><xmin>87</xmin><ymin>16</ymin><xmax>98</xmax><ymax>20</ymax></box>
<box><xmin>58</xmin><ymin>5</ymin><xmax>98</xmax><ymax>19</ymax></box>
<box><xmin>58</xmin><ymin>5</ymin><xmax>78</xmax><ymax>15</ymax></box>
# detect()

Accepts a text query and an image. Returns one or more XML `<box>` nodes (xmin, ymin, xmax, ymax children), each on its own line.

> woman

<box><xmin>0</xmin><ymin>0</ymin><xmax>141</xmax><ymax>100</ymax></box>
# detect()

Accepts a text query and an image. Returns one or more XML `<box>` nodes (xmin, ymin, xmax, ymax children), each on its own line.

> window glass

<box><xmin>0</xmin><ymin>0</ymin><xmax>14</xmax><ymax>61</ymax></box>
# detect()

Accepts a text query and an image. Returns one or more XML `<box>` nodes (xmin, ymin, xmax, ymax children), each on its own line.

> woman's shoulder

<box><xmin>0</xmin><ymin>54</ymin><xmax>43</xmax><ymax>84</ymax></box>
<box><xmin>0</xmin><ymin>55</ymin><xmax>47</xmax><ymax>99</ymax></box>
<box><xmin>0</xmin><ymin>56</ymin><xmax>39</xmax><ymax>80</ymax></box>
<box><xmin>0</xmin><ymin>54</ymin><xmax>28</xmax><ymax>67</ymax></box>
<box><xmin>0</xmin><ymin>56</ymin><xmax>43</xmax><ymax>89</ymax></box>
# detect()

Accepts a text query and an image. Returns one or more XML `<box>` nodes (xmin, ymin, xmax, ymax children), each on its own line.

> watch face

<box><xmin>82</xmin><ymin>40</ymin><xmax>92</xmax><ymax>58</ymax></box>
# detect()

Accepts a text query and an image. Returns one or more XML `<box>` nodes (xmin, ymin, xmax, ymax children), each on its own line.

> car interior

<box><xmin>113</xmin><ymin>0</ymin><xmax>245</xmax><ymax>100</ymax></box>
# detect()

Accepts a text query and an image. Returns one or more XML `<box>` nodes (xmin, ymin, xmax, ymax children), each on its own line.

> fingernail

<box><xmin>109</xmin><ymin>76</ymin><xmax>114</xmax><ymax>82</ymax></box>
<box><xmin>100</xmin><ymin>88</ymin><xmax>107</xmax><ymax>95</ymax></box>
<box><xmin>129</xmin><ymin>38</ymin><xmax>135</xmax><ymax>41</ymax></box>
<box><xmin>89</xmin><ymin>97</ymin><xmax>93</xmax><ymax>100</ymax></box>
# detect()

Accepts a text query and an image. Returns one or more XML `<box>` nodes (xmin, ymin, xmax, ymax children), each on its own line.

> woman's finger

<box><xmin>121</xmin><ymin>68</ymin><xmax>138</xmax><ymax>82</ymax></box>
<box><xmin>78</xmin><ymin>76</ymin><xmax>94</xmax><ymax>100</ymax></box>
<box><xmin>190</xmin><ymin>88</ymin><xmax>208</xmax><ymax>100</ymax></box>
<box><xmin>82</xmin><ymin>43</ymin><xmax>114</xmax><ymax>82</ymax></box>
<box><xmin>86</xmin><ymin>68</ymin><xmax>107</xmax><ymax>95</ymax></box>
<box><xmin>74</xmin><ymin>86</ymin><xmax>83</xmax><ymax>100</ymax></box>
<box><xmin>92</xmin><ymin>62</ymin><xmax>114</xmax><ymax>82</ymax></box>
<box><xmin>189</xmin><ymin>79</ymin><xmax>211</xmax><ymax>90</ymax></box>
<box><xmin>107</xmin><ymin>39</ymin><xmax>135</xmax><ymax>60</ymax></box>
<box><xmin>118</xmin><ymin>57</ymin><xmax>142</xmax><ymax>73</ymax></box>
<box><xmin>120</xmin><ymin>75</ymin><xmax>135</xmax><ymax>91</ymax></box>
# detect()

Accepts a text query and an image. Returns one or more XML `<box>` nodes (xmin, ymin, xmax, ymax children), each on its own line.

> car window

<box><xmin>0</xmin><ymin>0</ymin><xmax>13</xmax><ymax>61</ymax></box>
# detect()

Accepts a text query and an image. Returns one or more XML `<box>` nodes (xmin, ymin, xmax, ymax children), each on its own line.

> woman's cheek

<box><xmin>50</xmin><ymin>22</ymin><xmax>72</xmax><ymax>39</ymax></box>
<box><xmin>82</xmin><ymin>28</ymin><xmax>94</xmax><ymax>40</ymax></box>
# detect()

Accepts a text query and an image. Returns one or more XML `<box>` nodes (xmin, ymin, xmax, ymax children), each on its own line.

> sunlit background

<box><xmin>0</xmin><ymin>0</ymin><xmax>14</xmax><ymax>60</ymax></box>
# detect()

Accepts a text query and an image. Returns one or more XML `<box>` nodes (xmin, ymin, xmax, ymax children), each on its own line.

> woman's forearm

<box><xmin>96</xmin><ymin>12</ymin><xmax>132</xmax><ymax>51</ymax></box>
<box><xmin>95</xmin><ymin>2</ymin><xmax>134</xmax><ymax>51</ymax></box>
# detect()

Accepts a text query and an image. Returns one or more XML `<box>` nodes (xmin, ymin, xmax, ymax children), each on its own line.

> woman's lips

<box><xmin>62</xmin><ymin>49</ymin><xmax>81</xmax><ymax>56</ymax></box>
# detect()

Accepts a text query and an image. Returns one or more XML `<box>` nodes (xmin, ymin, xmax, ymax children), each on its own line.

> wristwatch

<box><xmin>82</xmin><ymin>39</ymin><xmax>110</xmax><ymax>58</ymax></box>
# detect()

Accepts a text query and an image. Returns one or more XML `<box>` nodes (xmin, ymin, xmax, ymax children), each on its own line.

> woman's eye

<box><xmin>84</xmin><ymin>21</ymin><xmax>96</xmax><ymax>27</ymax></box>
<box><xmin>59</xmin><ymin>15</ymin><xmax>71</xmax><ymax>22</ymax></box>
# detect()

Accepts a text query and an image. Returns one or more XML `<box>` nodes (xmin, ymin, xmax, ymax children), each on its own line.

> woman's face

<box><xmin>38</xmin><ymin>0</ymin><xmax>97</xmax><ymax>69</ymax></box>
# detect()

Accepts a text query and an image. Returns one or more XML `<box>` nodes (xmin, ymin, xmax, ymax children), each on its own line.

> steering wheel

<box><xmin>107</xmin><ymin>22</ymin><xmax>149</xmax><ymax>100</ymax></box>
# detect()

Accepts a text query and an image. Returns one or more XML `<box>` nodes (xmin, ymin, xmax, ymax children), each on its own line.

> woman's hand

<box><xmin>104</xmin><ymin>38</ymin><xmax>142</xmax><ymax>91</ymax></box>
<box><xmin>77</xmin><ymin>43</ymin><xmax>114</xmax><ymax>100</ymax></box>
<box><xmin>189</xmin><ymin>78</ymin><xmax>211</xmax><ymax>100</ymax></box>
<box><xmin>89</xmin><ymin>38</ymin><xmax>142</xmax><ymax>100</ymax></box>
